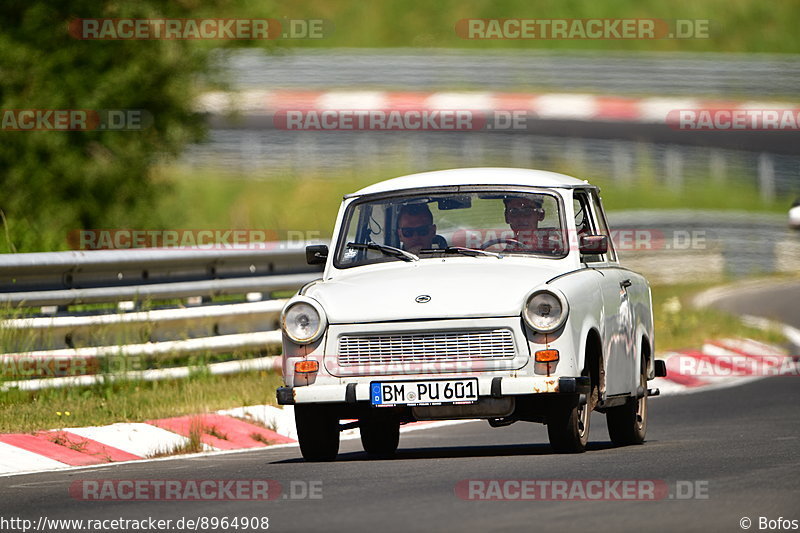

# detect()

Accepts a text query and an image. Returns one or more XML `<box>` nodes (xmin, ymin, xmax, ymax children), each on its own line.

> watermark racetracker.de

<box><xmin>455</xmin><ymin>479</ymin><xmax>710</xmax><ymax>501</ymax></box>
<box><xmin>667</xmin><ymin>108</ymin><xmax>800</xmax><ymax>131</ymax></box>
<box><xmin>455</xmin><ymin>19</ymin><xmax>711</xmax><ymax>39</ymax></box>
<box><xmin>68</xmin><ymin>229</ymin><xmax>323</xmax><ymax>250</ymax></box>
<box><xmin>69</xmin><ymin>479</ymin><xmax>322</xmax><ymax>501</ymax></box>
<box><xmin>273</xmin><ymin>109</ymin><xmax>531</xmax><ymax>131</ymax></box>
<box><xmin>68</xmin><ymin>18</ymin><xmax>332</xmax><ymax>40</ymax></box>
<box><xmin>1</xmin><ymin>109</ymin><xmax>151</xmax><ymax>131</ymax></box>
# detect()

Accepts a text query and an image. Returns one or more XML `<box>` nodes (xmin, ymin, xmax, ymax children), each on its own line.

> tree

<box><xmin>0</xmin><ymin>0</ymin><xmax>226</xmax><ymax>252</ymax></box>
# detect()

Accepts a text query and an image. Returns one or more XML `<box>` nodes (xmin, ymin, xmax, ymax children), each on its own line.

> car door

<box><xmin>589</xmin><ymin>190</ymin><xmax>634</xmax><ymax>395</ymax></box>
<box><xmin>573</xmin><ymin>189</ymin><xmax>632</xmax><ymax>397</ymax></box>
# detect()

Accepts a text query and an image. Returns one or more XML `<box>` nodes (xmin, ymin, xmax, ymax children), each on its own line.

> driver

<box><xmin>503</xmin><ymin>196</ymin><xmax>554</xmax><ymax>252</ymax></box>
<box><xmin>397</xmin><ymin>203</ymin><xmax>436</xmax><ymax>255</ymax></box>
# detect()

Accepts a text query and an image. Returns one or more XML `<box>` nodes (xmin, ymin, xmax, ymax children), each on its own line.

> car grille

<box><xmin>337</xmin><ymin>329</ymin><xmax>517</xmax><ymax>365</ymax></box>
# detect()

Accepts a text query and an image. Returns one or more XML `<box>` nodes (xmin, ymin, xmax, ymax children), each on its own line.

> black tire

<box><xmin>606</xmin><ymin>360</ymin><xmax>648</xmax><ymax>446</ymax></box>
<box><xmin>547</xmin><ymin>395</ymin><xmax>591</xmax><ymax>453</ymax></box>
<box><xmin>294</xmin><ymin>405</ymin><xmax>340</xmax><ymax>462</ymax></box>
<box><xmin>359</xmin><ymin>413</ymin><xmax>400</xmax><ymax>457</ymax></box>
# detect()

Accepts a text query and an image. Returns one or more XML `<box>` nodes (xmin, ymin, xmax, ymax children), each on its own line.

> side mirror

<box><xmin>305</xmin><ymin>244</ymin><xmax>328</xmax><ymax>265</ymax></box>
<box><xmin>654</xmin><ymin>360</ymin><xmax>667</xmax><ymax>378</ymax></box>
<box><xmin>579</xmin><ymin>235</ymin><xmax>608</xmax><ymax>254</ymax></box>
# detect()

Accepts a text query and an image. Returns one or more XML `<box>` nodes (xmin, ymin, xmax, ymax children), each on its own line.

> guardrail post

<box><xmin>408</xmin><ymin>135</ymin><xmax>429</xmax><ymax>171</ymax></box>
<box><xmin>242</xmin><ymin>131</ymin><xmax>261</xmax><ymax>170</ymax></box>
<box><xmin>758</xmin><ymin>153</ymin><xmax>776</xmax><ymax>204</ymax></box>
<box><xmin>294</xmin><ymin>136</ymin><xmax>318</xmax><ymax>174</ymax></box>
<box><xmin>512</xmin><ymin>137</ymin><xmax>533</xmax><ymax>168</ymax></box>
<box><xmin>612</xmin><ymin>141</ymin><xmax>633</xmax><ymax>184</ymax></box>
<box><xmin>462</xmin><ymin>136</ymin><xmax>484</xmax><ymax>165</ymax></box>
<box><xmin>665</xmin><ymin>148</ymin><xmax>684</xmax><ymax>191</ymax></box>
<box><xmin>563</xmin><ymin>138</ymin><xmax>585</xmax><ymax>175</ymax></box>
<box><xmin>355</xmin><ymin>135</ymin><xmax>379</xmax><ymax>172</ymax></box>
<box><xmin>709</xmin><ymin>150</ymin><xmax>727</xmax><ymax>184</ymax></box>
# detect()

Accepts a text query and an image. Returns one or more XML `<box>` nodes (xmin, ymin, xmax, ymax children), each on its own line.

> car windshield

<box><xmin>334</xmin><ymin>189</ymin><xmax>566</xmax><ymax>268</ymax></box>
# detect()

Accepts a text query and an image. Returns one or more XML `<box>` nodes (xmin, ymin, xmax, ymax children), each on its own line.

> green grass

<box><xmin>267</xmin><ymin>0</ymin><xmax>800</xmax><ymax>53</ymax></box>
<box><xmin>154</xmin><ymin>165</ymin><xmax>789</xmax><ymax>242</ymax></box>
<box><xmin>0</xmin><ymin>370</ymin><xmax>283</xmax><ymax>434</ymax></box>
<box><xmin>651</xmin><ymin>281</ymin><xmax>788</xmax><ymax>352</ymax></box>
<box><xmin>4</xmin><ymin>163</ymin><xmax>789</xmax><ymax>253</ymax></box>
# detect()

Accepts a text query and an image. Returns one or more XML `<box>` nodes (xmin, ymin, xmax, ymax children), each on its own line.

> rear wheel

<box><xmin>294</xmin><ymin>405</ymin><xmax>340</xmax><ymax>462</ymax></box>
<box><xmin>606</xmin><ymin>359</ymin><xmax>648</xmax><ymax>446</ymax></box>
<box><xmin>360</xmin><ymin>413</ymin><xmax>400</xmax><ymax>458</ymax></box>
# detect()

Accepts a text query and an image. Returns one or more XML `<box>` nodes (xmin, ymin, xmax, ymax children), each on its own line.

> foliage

<box><xmin>0</xmin><ymin>0</ymin><xmax>275</xmax><ymax>252</ymax></box>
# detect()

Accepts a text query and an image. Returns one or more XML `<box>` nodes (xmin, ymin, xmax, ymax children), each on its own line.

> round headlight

<box><xmin>282</xmin><ymin>299</ymin><xmax>326</xmax><ymax>344</ymax></box>
<box><xmin>523</xmin><ymin>289</ymin><xmax>568</xmax><ymax>333</ymax></box>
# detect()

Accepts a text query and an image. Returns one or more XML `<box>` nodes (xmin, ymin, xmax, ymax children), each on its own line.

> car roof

<box><xmin>348</xmin><ymin>167</ymin><xmax>592</xmax><ymax>197</ymax></box>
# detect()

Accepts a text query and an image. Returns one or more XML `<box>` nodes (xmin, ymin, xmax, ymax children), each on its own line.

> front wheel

<box><xmin>546</xmin><ymin>395</ymin><xmax>591</xmax><ymax>453</ymax></box>
<box><xmin>360</xmin><ymin>413</ymin><xmax>400</xmax><ymax>458</ymax></box>
<box><xmin>294</xmin><ymin>405</ymin><xmax>340</xmax><ymax>462</ymax></box>
<box><xmin>606</xmin><ymin>361</ymin><xmax>648</xmax><ymax>446</ymax></box>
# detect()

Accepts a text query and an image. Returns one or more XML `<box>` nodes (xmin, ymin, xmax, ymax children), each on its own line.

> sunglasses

<box><xmin>399</xmin><ymin>225</ymin><xmax>432</xmax><ymax>237</ymax></box>
<box><xmin>506</xmin><ymin>206</ymin><xmax>543</xmax><ymax>217</ymax></box>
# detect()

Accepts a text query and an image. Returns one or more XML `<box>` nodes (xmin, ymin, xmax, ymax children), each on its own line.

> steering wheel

<box><xmin>480</xmin><ymin>238</ymin><xmax>523</xmax><ymax>250</ymax></box>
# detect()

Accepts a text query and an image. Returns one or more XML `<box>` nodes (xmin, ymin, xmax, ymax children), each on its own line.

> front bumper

<box><xmin>276</xmin><ymin>376</ymin><xmax>590</xmax><ymax>405</ymax></box>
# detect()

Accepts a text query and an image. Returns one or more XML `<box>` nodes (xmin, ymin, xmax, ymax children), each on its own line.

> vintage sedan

<box><xmin>277</xmin><ymin>168</ymin><xmax>665</xmax><ymax>461</ymax></box>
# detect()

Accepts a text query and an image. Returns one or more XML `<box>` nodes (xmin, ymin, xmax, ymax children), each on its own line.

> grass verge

<box><xmin>148</xmin><ymin>418</ymin><xmax>206</xmax><ymax>458</ymax></box>
<box><xmin>155</xmin><ymin>166</ymin><xmax>789</xmax><ymax>245</ymax></box>
<box><xmin>0</xmin><ymin>370</ymin><xmax>283</xmax><ymax>434</ymax></box>
<box><xmin>651</xmin><ymin>281</ymin><xmax>787</xmax><ymax>352</ymax></box>
<box><xmin>272</xmin><ymin>0</ymin><xmax>800</xmax><ymax>53</ymax></box>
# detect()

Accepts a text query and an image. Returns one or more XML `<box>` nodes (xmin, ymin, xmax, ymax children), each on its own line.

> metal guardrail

<box><xmin>608</xmin><ymin>210</ymin><xmax>799</xmax><ymax>283</ymax></box>
<box><xmin>0</xmin><ymin>244</ymin><xmax>323</xmax><ymax>390</ymax></box>
<box><xmin>219</xmin><ymin>48</ymin><xmax>800</xmax><ymax>98</ymax></box>
<box><xmin>0</xmin><ymin>246</ymin><xmax>320</xmax><ymax>305</ymax></box>
<box><xmin>1</xmin><ymin>300</ymin><xmax>286</xmax><ymax>352</ymax></box>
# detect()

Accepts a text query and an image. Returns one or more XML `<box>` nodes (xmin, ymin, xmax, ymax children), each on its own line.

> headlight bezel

<box><xmin>522</xmin><ymin>288</ymin><xmax>569</xmax><ymax>334</ymax></box>
<box><xmin>281</xmin><ymin>296</ymin><xmax>327</xmax><ymax>344</ymax></box>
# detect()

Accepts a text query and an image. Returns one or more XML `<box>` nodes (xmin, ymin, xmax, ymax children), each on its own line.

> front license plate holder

<box><xmin>370</xmin><ymin>378</ymin><xmax>479</xmax><ymax>407</ymax></box>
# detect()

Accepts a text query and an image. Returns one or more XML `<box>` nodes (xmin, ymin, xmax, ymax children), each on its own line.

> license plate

<box><xmin>370</xmin><ymin>378</ymin><xmax>479</xmax><ymax>407</ymax></box>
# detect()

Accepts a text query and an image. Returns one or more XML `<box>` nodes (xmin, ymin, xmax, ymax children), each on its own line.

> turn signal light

<box><xmin>294</xmin><ymin>360</ymin><xmax>319</xmax><ymax>373</ymax></box>
<box><xmin>535</xmin><ymin>349</ymin><xmax>560</xmax><ymax>362</ymax></box>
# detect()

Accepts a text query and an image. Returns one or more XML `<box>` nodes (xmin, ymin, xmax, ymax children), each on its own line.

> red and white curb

<box><xmin>1</xmin><ymin>336</ymin><xmax>792</xmax><ymax>477</ymax></box>
<box><xmin>197</xmin><ymin>89</ymin><xmax>795</xmax><ymax>125</ymax></box>
<box><xmin>653</xmin><ymin>337</ymin><xmax>794</xmax><ymax>396</ymax></box>
<box><xmin>0</xmin><ymin>405</ymin><xmax>455</xmax><ymax>476</ymax></box>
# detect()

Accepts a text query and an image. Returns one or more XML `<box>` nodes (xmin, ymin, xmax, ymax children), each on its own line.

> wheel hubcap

<box><xmin>636</xmin><ymin>371</ymin><xmax>647</xmax><ymax>429</ymax></box>
<box><xmin>577</xmin><ymin>403</ymin><xmax>589</xmax><ymax>437</ymax></box>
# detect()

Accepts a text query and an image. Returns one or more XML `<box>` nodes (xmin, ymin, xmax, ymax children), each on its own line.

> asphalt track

<box><xmin>702</xmin><ymin>279</ymin><xmax>800</xmax><ymax>330</ymax></box>
<box><xmin>2</xmin><ymin>283</ymin><xmax>798</xmax><ymax>533</ymax></box>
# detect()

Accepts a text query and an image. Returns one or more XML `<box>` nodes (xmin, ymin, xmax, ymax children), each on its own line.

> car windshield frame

<box><xmin>332</xmin><ymin>185</ymin><xmax>569</xmax><ymax>269</ymax></box>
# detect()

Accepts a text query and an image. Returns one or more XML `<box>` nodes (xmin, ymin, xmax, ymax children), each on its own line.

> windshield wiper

<box><xmin>346</xmin><ymin>242</ymin><xmax>419</xmax><ymax>262</ymax></box>
<box><xmin>419</xmin><ymin>246</ymin><xmax>502</xmax><ymax>259</ymax></box>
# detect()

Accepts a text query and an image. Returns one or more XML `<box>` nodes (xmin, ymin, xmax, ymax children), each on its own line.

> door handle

<box><xmin>620</xmin><ymin>279</ymin><xmax>632</xmax><ymax>288</ymax></box>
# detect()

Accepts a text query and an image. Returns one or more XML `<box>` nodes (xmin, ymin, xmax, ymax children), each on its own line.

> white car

<box><xmin>790</xmin><ymin>199</ymin><xmax>800</xmax><ymax>230</ymax></box>
<box><xmin>277</xmin><ymin>168</ymin><xmax>665</xmax><ymax>461</ymax></box>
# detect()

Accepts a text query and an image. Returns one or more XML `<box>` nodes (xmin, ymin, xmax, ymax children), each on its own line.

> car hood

<box><xmin>304</xmin><ymin>259</ymin><xmax>567</xmax><ymax>323</ymax></box>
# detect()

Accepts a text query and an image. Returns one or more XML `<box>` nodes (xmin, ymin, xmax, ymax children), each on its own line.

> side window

<box><xmin>573</xmin><ymin>191</ymin><xmax>603</xmax><ymax>263</ymax></box>
<box><xmin>573</xmin><ymin>192</ymin><xmax>595</xmax><ymax>236</ymax></box>
<box><xmin>589</xmin><ymin>190</ymin><xmax>617</xmax><ymax>262</ymax></box>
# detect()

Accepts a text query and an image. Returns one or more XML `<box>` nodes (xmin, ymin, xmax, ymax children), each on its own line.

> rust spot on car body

<box><xmin>533</xmin><ymin>378</ymin><xmax>559</xmax><ymax>393</ymax></box>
